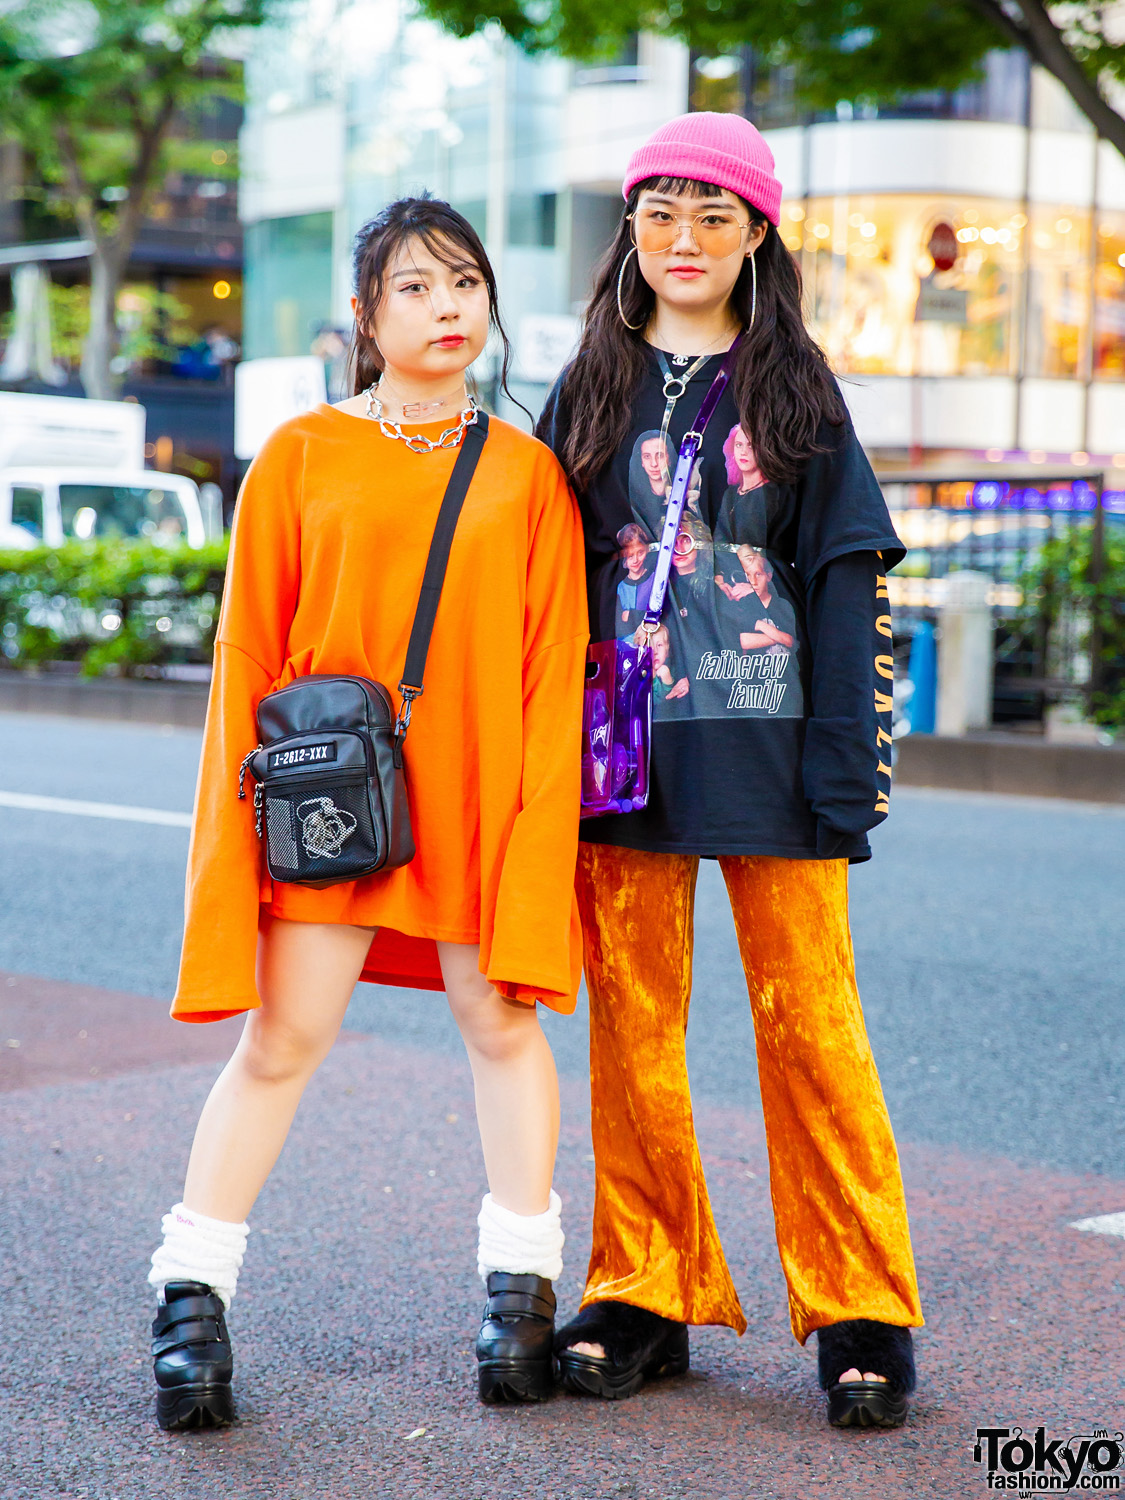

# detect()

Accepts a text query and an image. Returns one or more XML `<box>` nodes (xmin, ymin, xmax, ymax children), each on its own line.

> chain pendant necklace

<box><xmin>651</xmin><ymin>323</ymin><xmax>736</xmax><ymax>375</ymax></box>
<box><xmin>650</xmin><ymin>326</ymin><xmax>739</xmax><ymax>486</ymax></box>
<box><xmin>363</xmin><ymin>383</ymin><xmax>478</xmax><ymax>454</ymax></box>
<box><xmin>653</xmin><ymin>348</ymin><xmax>719</xmax><ymax>489</ymax></box>
<box><xmin>657</xmin><ymin>348</ymin><xmax>714</xmax><ymax>404</ymax></box>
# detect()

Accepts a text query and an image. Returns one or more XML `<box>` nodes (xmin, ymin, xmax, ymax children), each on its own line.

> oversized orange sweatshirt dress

<box><xmin>173</xmin><ymin>405</ymin><xmax>589</xmax><ymax>1023</ymax></box>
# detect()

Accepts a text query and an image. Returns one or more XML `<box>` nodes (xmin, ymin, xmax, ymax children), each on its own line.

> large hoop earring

<box><xmin>749</xmin><ymin>250</ymin><xmax>758</xmax><ymax>332</ymax></box>
<box><xmin>616</xmin><ymin>247</ymin><xmax>645</xmax><ymax>331</ymax></box>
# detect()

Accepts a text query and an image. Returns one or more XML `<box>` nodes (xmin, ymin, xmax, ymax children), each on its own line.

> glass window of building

<box><xmin>1030</xmin><ymin>67</ymin><xmax>1091</xmax><ymax>131</ymax></box>
<box><xmin>508</xmin><ymin>193</ymin><xmax>557</xmax><ymax>248</ymax></box>
<box><xmin>242</xmin><ymin>213</ymin><xmax>333</xmax><ymax>360</ymax></box>
<box><xmin>573</xmin><ymin>33</ymin><xmax>641</xmax><ymax>85</ymax></box>
<box><xmin>731</xmin><ymin>47</ymin><xmax>1028</xmax><ymax>131</ymax></box>
<box><xmin>1026</xmin><ymin>206</ymin><xmax>1090</xmax><ymax>378</ymax></box>
<box><xmin>1094</xmin><ymin>213</ymin><xmax>1125</xmax><ymax>379</ymax></box>
<box><xmin>797</xmin><ymin>196</ymin><xmax>1023</xmax><ymax>377</ymax></box>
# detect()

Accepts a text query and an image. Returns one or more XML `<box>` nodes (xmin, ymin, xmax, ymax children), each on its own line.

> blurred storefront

<box><xmin>238</xmin><ymin>4</ymin><xmax>1125</xmax><ymax>474</ymax></box>
<box><xmin>0</xmin><ymin>89</ymin><xmax>244</xmax><ymax>505</ymax></box>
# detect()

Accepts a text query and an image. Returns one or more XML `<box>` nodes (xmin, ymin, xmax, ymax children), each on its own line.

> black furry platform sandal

<box><xmin>151</xmin><ymin>1281</ymin><xmax>235</xmax><ymax>1431</ymax></box>
<box><xmin>817</xmin><ymin>1319</ymin><xmax>916</xmax><ymax>1429</ymax></box>
<box><xmin>475</xmin><ymin>1273</ymin><xmax>556</xmax><ymax>1404</ymax></box>
<box><xmin>555</xmin><ymin>1301</ymin><xmax>689</xmax><ymax>1400</ymax></box>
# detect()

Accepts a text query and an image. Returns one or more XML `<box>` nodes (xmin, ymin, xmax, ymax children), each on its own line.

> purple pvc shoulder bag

<box><xmin>580</xmin><ymin>334</ymin><xmax>744</xmax><ymax>817</ymax></box>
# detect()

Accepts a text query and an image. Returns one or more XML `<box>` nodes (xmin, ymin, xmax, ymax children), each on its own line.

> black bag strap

<box><xmin>394</xmin><ymin>409</ymin><xmax>489</xmax><ymax>751</ymax></box>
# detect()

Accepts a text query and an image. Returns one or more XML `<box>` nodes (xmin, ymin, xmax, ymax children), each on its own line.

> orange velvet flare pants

<box><xmin>575</xmin><ymin>842</ymin><xmax>923</xmax><ymax>1345</ymax></box>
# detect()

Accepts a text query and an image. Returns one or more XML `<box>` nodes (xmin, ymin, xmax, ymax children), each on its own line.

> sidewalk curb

<box><xmin>895</xmin><ymin>731</ymin><xmax>1125</xmax><ymax>804</ymax></box>
<box><xmin>3</xmin><ymin>674</ymin><xmax>1123</xmax><ymax>803</ymax></box>
<box><xmin>0</xmin><ymin>672</ymin><xmax>208</xmax><ymax>728</ymax></box>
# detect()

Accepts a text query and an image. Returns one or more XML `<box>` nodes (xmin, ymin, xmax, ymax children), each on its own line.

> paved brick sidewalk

<box><xmin>2</xmin><ymin>973</ymin><xmax>1122</xmax><ymax>1500</ymax></box>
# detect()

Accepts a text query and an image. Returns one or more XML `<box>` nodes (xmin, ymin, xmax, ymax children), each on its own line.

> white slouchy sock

<box><xmin>148</xmin><ymin>1201</ymin><xmax>249</xmax><ymax>1309</ymax></box>
<box><xmin>477</xmin><ymin>1189</ymin><xmax>564</xmax><ymax>1283</ymax></box>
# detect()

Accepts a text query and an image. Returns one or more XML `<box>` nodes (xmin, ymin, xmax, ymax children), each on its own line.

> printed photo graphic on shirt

<box><xmin>616</xmin><ymin>426</ymin><xmax>802</xmax><ymax>721</ymax></box>
<box><xmin>713</xmin><ymin>423</ymin><xmax>772</xmax><ymax>565</ymax></box>
<box><xmin>724</xmin><ymin>423</ymin><xmax>766</xmax><ymax>492</ymax></box>
<box><xmin>628</xmin><ymin>429</ymin><xmax>671</xmax><ymax>537</ymax></box>
<box><xmin>705</xmin><ymin>546</ymin><xmax>803</xmax><ymax>718</ymax></box>
<box><xmin>648</xmin><ymin>622</ymin><xmax>689</xmax><ymax>704</ymax></box>
<box><xmin>616</xmin><ymin>522</ymin><xmax>656</xmax><ymax>634</ymax></box>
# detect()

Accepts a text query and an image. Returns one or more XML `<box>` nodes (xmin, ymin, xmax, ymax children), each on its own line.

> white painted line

<box><xmin>1070</xmin><ymin>1212</ymin><xmax>1125</xmax><ymax>1239</ymax></box>
<box><xmin>0</xmin><ymin>790</ymin><xmax>192</xmax><ymax>828</ymax></box>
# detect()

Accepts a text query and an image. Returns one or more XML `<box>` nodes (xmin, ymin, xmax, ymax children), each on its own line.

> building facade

<box><xmin>0</xmin><ymin>87</ymin><xmax>244</xmax><ymax>503</ymax></box>
<box><xmin>239</xmin><ymin>2</ymin><xmax>1125</xmax><ymax>470</ymax></box>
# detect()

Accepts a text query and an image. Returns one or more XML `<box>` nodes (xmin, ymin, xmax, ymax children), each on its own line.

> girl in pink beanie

<box><xmin>537</xmin><ymin>112</ymin><xmax>922</xmax><ymax>1430</ymax></box>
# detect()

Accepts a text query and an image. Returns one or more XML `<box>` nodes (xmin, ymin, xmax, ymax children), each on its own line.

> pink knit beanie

<box><xmin>622</xmin><ymin>112</ymin><xmax>782</xmax><ymax>227</ymax></box>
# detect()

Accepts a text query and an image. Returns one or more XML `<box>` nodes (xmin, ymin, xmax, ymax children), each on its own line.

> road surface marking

<box><xmin>1070</xmin><ymin>1211</ymin><xmax>1125</xmax><ymax>1239</ymax></box>
<box><xmin>0</xmin><ymin>790</ymin><xmax>191</xmax><ymax>828</ymax></box>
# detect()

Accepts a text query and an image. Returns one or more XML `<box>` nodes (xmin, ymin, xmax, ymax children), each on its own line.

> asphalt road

<box><xmin>1</xmin><ymin>710</ymin><xmax>1122</xmax><ymax>1178</ymax></box>
<box><xmin>2</xmin><ymin>709</ymin><xmax>1124</xmax><ymax>1500</ymax></box>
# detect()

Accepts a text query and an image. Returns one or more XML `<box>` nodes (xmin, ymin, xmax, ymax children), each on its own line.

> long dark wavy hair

<box><xmin>349</xmin><ymin>193</ymin><xmax>523</xmax><ymax>412</ymax></box>
<box><xmin>557</xmin><ymin>177</ymin><xmax>845</xmax><ymax>492</ymax></box>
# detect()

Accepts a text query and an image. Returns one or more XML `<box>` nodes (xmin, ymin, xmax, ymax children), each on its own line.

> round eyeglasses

<box><xmin>629</xmin><ymin>207</ymin><xmax>752</xmax><ymax>259</ymax></box>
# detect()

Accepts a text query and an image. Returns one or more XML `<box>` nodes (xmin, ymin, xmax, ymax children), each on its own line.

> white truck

<box><xmin>0</xmin><ymin>391</ymin><xmax>216</xmax><ymax>549</ymax></box>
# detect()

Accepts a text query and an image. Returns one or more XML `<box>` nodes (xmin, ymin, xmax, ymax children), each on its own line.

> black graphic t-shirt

<box><xmin>537</xmin><ymin>347</ymin><xmax>905</xmax><ymax>861</ymax></box>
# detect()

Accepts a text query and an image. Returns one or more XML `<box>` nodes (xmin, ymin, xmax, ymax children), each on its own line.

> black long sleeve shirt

<box><xmin>537</xmin><ymin>349</ymin><xmax>904</xmax><ymax>862</ymax></box>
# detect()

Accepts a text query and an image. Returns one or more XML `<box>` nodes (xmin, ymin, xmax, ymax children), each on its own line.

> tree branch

<box><xmin>55</xmin><ymin>124</ymin><xmax>101</xmax><ymax>247</ymax></box>
<box><xmin>960</xmin><ymin>0</ymin><xmax>1125</xmax><ymax>157</ymax></box>
<box><xmin>1012</xmin><ymin>0</ymin><xmax>1125</xmax><ymax>153</ymax></box>
<box><xmin>116</xmin><ymin>89</ymin><xmax>179</xmax><ymax>252</ymax></box>
<box><xmin>961</xmin><ymin>0</ymin><xmax>1045</xmax><ymax>65</ymax></box>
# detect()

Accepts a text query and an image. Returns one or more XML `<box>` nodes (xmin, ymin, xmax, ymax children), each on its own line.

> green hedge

<box><xmin>0</xmin><ymin>538</ymin><xmax>229</xmax><ymax>678</ymax></box>
<box><xmin>1018</xmin><ymin>523</ymin><xmax>1125</xmax><ymax>730</ymax></box>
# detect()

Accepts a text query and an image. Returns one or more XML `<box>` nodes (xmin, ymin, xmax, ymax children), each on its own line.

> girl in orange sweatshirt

<box><xmin>147</xmin><ymin>196</ymin><xmax>588</xmax><ymax>1429</ymax></box>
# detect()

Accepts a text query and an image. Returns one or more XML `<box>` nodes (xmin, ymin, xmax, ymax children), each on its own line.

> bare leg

<box><xmin>181</xmin><ymin>917</ymin><xmax>374</xmax><ymax>1223</ymax></box>
<box><xmin>438</xmin><ymin>943</ymin><xmax>559</xmax><ymax>1216</ymax></box>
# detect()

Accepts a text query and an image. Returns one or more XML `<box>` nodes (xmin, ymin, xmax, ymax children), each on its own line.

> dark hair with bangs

<box><xmin>556</xmin><ymin>176</ymin><xmax>845</xmax><ymax>492</ymax></box>
<box><xmin>349</xmin><ymin>193</ymin><xmax>524</xmax><ymax>413</ymax></box>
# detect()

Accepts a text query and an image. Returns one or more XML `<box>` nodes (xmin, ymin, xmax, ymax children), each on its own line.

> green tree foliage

<box><xmin>0</xmin><ymin>1</ymin><xmax>272</xmax><ymax>398</ymax></box>
<box><xmin>1</xmin><ymin>282</ymin><xmax>193</xmax><ymax>377</ymax></box>
<box><xmin>419</xmin><ymin>0</ymin><xmax>1125</xmax><ymax>160</ymax></box>
<box><xmin>1019</xmin><ymin>523</ymin><xmax>1125</xmax><ymax>730</ymax></box>
<box><xmin>0</xmin><ymin>537</ymin><xmax>228</xmax><ymax>677</ymax></box>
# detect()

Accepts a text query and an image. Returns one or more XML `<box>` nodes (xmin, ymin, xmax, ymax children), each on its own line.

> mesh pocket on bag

<box><xmin>263</xmin><ymin>775</ymin><xmax>383</xmax><ymax>883</ymax></box>
<box><xmin>265</xmin><ymin>797</ymin><xmax>300</xmax><ymax>871</ymax></box>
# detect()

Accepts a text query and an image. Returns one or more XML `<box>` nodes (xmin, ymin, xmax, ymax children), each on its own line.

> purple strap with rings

<box><xmin>640</xmin><ymin>330</ymin><xmax>744</xmax><ymax>638</ymax></box>
<box><xmin>579</xmin><ymin>331</ymin><xmax>744</xmax><ymax>818</ymax></box>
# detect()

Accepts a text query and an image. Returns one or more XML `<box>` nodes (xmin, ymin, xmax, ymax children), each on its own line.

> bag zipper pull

<box><xmin>238</xmin><ymin>745</ymin><xmax>262</xmax><ymax>801</ymax></box>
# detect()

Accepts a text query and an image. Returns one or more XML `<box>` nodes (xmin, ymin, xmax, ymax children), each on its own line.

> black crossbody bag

<box><xmin>236</xmin><ymin>411</ymin><xmax>488</xmax><ymax>888</ymax></box>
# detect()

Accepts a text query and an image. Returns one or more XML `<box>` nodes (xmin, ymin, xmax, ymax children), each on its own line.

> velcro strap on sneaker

<box><xmin>485</xmin><ymin>1288</ymin><xmax>555</xmax><ymax>1321</ymax></box>
<box><xmin>152</xmin><ymin>1316</ymin><xmax>225</xmax><ymax>1356</ymax></box>
<box><xmin>155</xmin><ymin>1294</ymin><xmax>226</xmax><ymax>1331</ymax></box>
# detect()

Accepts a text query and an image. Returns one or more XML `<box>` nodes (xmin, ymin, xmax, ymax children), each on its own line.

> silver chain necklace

<box><xmin>364</xmin><ymin>383</ymin><xmax>478</xmax><ymax>454</ymax></box>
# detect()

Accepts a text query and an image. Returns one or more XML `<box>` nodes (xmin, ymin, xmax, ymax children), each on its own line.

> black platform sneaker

<box><xmin>555</xmin><ymin>1300</ymin><xmax>690</xmax><ymax>1400</ymax></box>
<box><xmin>151</xmin><ymin>1281</ymin><xmax>235</xmax><ymax>1430</ymax></box>
<box><xmin>475</xmin><ymin>1272</ymin><xmax>556</xmax><ymax>1404</ymax></box>
<box><xmin>817</xmin><ymin>1318</ymin><xmax>916</xmax><ymax>1429</ymax></box>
